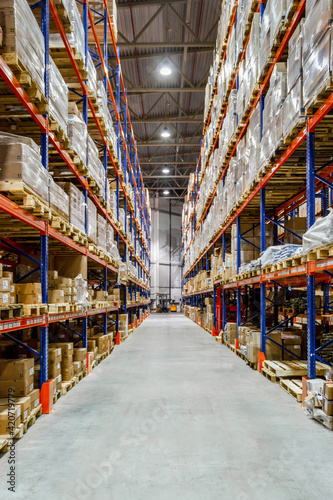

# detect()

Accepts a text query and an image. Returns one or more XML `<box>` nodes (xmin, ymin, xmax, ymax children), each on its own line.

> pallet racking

<box><xmin>0</xmin><ymin>0</ymin><xmax>151</xmax><ymax>405</ymax></box>
<box><xmin>181</xmin><ymin>0</ymin><xmax>333</xmax><ymax>379</ymax></box>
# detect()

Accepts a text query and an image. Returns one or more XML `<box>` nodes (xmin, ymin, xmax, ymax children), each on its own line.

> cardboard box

<box><xmin>29</xmin><ymin>389</ymin><xmax>40</xmax><ymax>410</ymax></box>
<box><xmin>3</xmin><ymin>271</ymin><xmax>13</xmax><ymax>282</ymax></box>
<box><xmin>0</xmin><ymin>359</ymin><xmax>34</xmax><ymax>380</ymax></box>
<box><xmin>14</xmin><ymin>396</ymin><xmax>30</xmax><ymax>421</ymax></box>
<box><xmin>16</xmin><ymin>283</ymin><xmax>42</xmax><ymax>295</ymax></box>
<box><xmin>49</xmin><ymin>289</ymin><xmax>65</xmax><ymax>303</ymax></box>
<box><xmin>284</xmin><ymin>217</ymin><xmax>307</xmax><ymax>245</ymax></box>
<box><xmin>0</xmin><ymin>404</ymin><xmax>21</xmax><ymax>434</ymax></box>
<box><xmin>62</xmin><ymin>366</ymin><xmax>74</xmax><ymax>382</ymax></box>
<box><xmin>73</xmin><ymin>348</ymin><xmax>86</xmax><ymax>362</ymax></box>
<box><xmin>324</xmin><ymin>381</ymin><xmax>333</xmax><ymax>400</ymax></box>
<box><xmin>51</xmin><ymin>343</ymin><xmax>73</xmax><ymax>355</ymax></box>
<box><xmin>17</xmin><ymin>293</ymin><xmax>42</xmax><ymax>304</ymax></box>
<box><xmin>283</xmin><ymin>336</ymin><xmax>302</xmax><ymax>361</ymax></box>
<box><xmin>49</xmin><ymin>347</ymin><xmax>62</xmax><ymax>363</ymax></box>
<box><xmin>323</xmin><ymin>398</ymin><xmax>333</xmax><ymax>417</ymax></box>
<box><xmin>0</xmin><ymin>375</ymin><xmax>34</xmax><ymax>397</ymax></box>
<box><xmin>73</xmin><ymin>361</ymin><xmax>81</xmax><ymax>375</ymax></box>
<box><xmin>0</xmin><ymin>292</ymin><xmax>10</xmax><ymax>306</ymax></box>
<box><xmin>0</xmin><ymin>278</ymin><xmax>10</xmax><ymax>291</ymax></box>
<box><xmin>48</xmin><ymin>362</ymin><xmax>61</xmax><ymax>379</ymax></box>
<box><xmin>94</xmin><ymin>290</ymin><xmax>108</xmax><ymax>301</ymax></box>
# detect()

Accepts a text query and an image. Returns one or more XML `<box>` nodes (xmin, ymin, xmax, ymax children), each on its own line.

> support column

<box><xmin>260</xmin><ymin>186</ymin><xmax>266</xmax><ymax>355</ymax></box>
<box><xmin>307</xmin><ymin>128</ymin><xmax>316</xmax><ymax>379</ymax></box>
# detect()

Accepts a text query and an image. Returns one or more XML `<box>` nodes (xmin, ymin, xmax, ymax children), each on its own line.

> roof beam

<box><xmin>137</xmin><ymin>142</ymin><xmax>201</xmax><ymax>147</ymax></box>
<box><xmin>118</xmin><ymin>42</ymin><xmax>214</xmax><ymax>48</ymax></box>
<box><xmin>140</xmin><ymin>161</ymin><xmax>196</xmax><ymax>165</ymax></box>
<box><xmin>118</xmin><ymin>48</ymin><xmax>213</xmax><ymax>61</ymax></box>
<box><xmin>148</xmin><ymin>187</ymin><xmax>187</xmax><ymax>191</ymax></box>
<box><xmin>133</xmin><ymin>117</ymin><xmax>202</xmax><ymax>123</ymax></box>
<box><xmin>118</xmin><ymin>0</ymin><xmax>201</xmax><ymax>8</ymax></box>
<box><xmin>127</xmin><ymin>87</ymin><xmax>204</xmax><ymax>94</ymax></box>
<box><xmin>142</xmin><ymin>175</ymin><xmax>190</xmax><ymax>179</ymax></box>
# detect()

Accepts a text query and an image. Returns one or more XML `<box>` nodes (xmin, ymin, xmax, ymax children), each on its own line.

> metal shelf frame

<box><xmin>181</xmin><ymin>0</ymin><xmax>333</xmax><ymax>379</ymax></box>
<box><xmin>0</xmin><ymin>0</ymin><xmax>151</xmax><ymax>394</ymax></box>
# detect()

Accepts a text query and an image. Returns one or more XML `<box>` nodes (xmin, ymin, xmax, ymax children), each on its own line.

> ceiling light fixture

<box><xmin>160</xmin><ymin>62</ymin><xmax>172</xmax><ymax>76</ymax></box>
<box><xmin>161</xmin><ymin>127</ymin><xmax>170</xmax><ymax>138</ymax></box>
<box><xmin>163</xmin><ymin>190</ymin><xmax>170</xmax><ymax>195</ymax></box>
<box><xmin>162</xmin><ymin>168</ymin><xmax>170</xmax><ymax>174</ymax></box>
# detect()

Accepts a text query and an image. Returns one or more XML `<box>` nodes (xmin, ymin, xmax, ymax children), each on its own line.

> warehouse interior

<box><xmin>0</xmin><ymin>1</ymin><xmax>333</xmax><ymax>499</ymax></box>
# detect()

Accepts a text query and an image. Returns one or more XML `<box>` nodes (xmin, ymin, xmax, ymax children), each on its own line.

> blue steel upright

<box><xmin>40</xmin><ymin>0</ymin><xmax>49</xmax><ymax>387</ymax></box>
<box><xmin>260</xmin><ymin>186</ymin><xmax>266</xmax><ymax>355</ymax></box>
<box><xmin>307</xmin><ymin>127</ymin><xmax>316</xmax><ymax>379</ymax></box>
<box><xmin>236</xmin><ymin>216</ymin><xmax>241</xmax><ymax>331</ymax></box>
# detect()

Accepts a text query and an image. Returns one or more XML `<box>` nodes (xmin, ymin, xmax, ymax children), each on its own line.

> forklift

<box><xmin>170</xmin><ymin>300</ymin><xmax>178</xmax><ymax>312</ymax></box>
<box><xmin>156</xmin><ymin>294</ymin><xmax>170</xmax><ymax>313</ymax></box>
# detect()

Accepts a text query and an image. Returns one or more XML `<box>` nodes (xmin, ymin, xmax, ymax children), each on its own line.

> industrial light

<box><xmin>163</xmin><ymin>190</ymin><xmax>170</xmax><ymax>195</ymax></box>
<box><xmin>162</xmin><ymin>168</ymin><xmax>170</xmax><ymax>174</ymax></box>
<box><xmin>160</xmin><ymin>63</ymin><xmax>172</xmax><ymax>76</ymax></box>
<box><xmin>161</xmin><ymin>127</ymin><xmax>170</xmax><ymax>138</ymax></box>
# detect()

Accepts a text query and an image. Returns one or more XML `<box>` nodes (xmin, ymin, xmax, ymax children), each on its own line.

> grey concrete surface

<box><xmin>0</xmin><ymin>313</ymin><xmax>332</xmax><ymax>500</ymax></box>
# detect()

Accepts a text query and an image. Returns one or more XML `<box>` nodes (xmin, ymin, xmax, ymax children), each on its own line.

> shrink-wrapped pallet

<box><xmin>87</xmin><ymin>197</ymin><xmax>97</xmax><ymax>244</ymax></box>
<box><xmin>0</xmin><ymin>133</ymin><xmax>48</xmax><ymax>203</ymax></box>
<box><xmin>0</xmin><ymin>0</ymin><xmax>45</xmax><ymax>95</ymax></box>
<box><xmin>283</xmin><ymin>77</ymin><xmax>304</xmax><ymax>140</ymax></box>
<box><xmin>287</xmin><ymin>22</ymin><xmax>303</xmax><ymax>94</ymax></box>
<box><xmin>49</xmin><ymin>0</ymin><xmax>85</xmax><ymax>60</ymax></box>
<box><xmin>49</xmin><ymin>56</ymin><xmax>68</xmax><ymax>135</ymax></box>
<box><xmin>49</xmin><ymin>178</ymin><xmax>69</xmax><ymax>221</ymax></box>
<box><xmin>97</xmin><ymin>214</ymin><xmax>107</xmax><ymax>252</ymax></box>
<box><xmin>303</xmin><ymin>28</ymin><xmax>332</xmax><ymax>109</ymax></box>
<box><xmin>58</xmin><ymin>183</ymin><xmax>85</xmax><ymax>234</ymax></box>
<box><xmin>68</xmin><ymin>113</ymin><xmax>87</xmax><ymax>164</ymax></box>
<box><xmin>88</xmin><ymin>135</ymin><xmax>105</xmax><ymax>199</ymax></box>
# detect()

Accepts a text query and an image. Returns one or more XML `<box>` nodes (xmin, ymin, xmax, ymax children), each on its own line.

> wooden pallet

<box><xmin>307</xmin><ymin>244</ymin><xmax>333</xmax><ymax>262</ymax></box>
<box><xmin>280</xmin><ymin>378</ymin><xmax>303</xmax><ymax>402</ymax></box>
<box><xmin>53</xmin><ymin>389</ymin><xmax>61</xmax><ymax>405</ymax></box>
<box><xmin>313</xmin><ymin>411</ymin><xmax>333</xmax><ymax>431</ymax></box>
<box><xmin>0</xmin><ymin>304</ymin><xmax>24</xmax><ymax>320</ymax></box>
<box><xmin>0</xmin><ymin>53</ymin><xmax>48</xmax><ymax>113</ymax></box>
<box><xmin>247</xmin><ymin>359</ymin><xmax>257</xmax><ymax>371</ymax></box>
<box><xmin>22</xmin><ymin>404</ymin><xmax>43</xmax><ymax>433</ymax></box>
<box><xmin>236</xmin><ymin>349</ymin><xmax>247</xmax><ymax>361</ymax></box>
<box><xmin>61</xmin><ymin>378</ymin><xmax>76</xmax><ymax>395</ymax></box>
<box><xmin>0</xmin><ymin>181</ymin><xmax>51</xmax><ymax>221</ymax></box>
<box><xmin>0</xmin><ymin>422</ymin><xmax>25</xmax><ymax>450</ymax></box>
<box><xmin>261</xmin><ymin>367</ymin><xmax>279</xmax><ymax>383</ymax></box>
<box><xmin>23</xmin><ymin>303</ymin><xmax>48</xmax><ymax>317</ymax></box>
<box><xmin>48</xmin><ymin>303</ymin><xmax>71</xmax><ymax>313</ymax></box>
<box><xmin>262</xmin><ymin>360</ymin><xmax>328</xmax><ymax>378</ymax></box>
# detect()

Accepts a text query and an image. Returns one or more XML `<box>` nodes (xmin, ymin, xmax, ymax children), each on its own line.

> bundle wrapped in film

<box><xmin>303</xmin><ymin>209</ymin><xmax>333</xmax><ymax>254</ymax></box>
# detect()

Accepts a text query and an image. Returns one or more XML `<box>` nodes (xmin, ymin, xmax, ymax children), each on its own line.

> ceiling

<box><xmin>116</xmin><ymin>0</ymin><xmax>221</xmax><ymax>203</ymax></box>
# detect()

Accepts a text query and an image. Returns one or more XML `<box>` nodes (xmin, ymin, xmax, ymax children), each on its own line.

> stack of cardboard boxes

<box><xmin>52</xmin><ymin>343</ymin><xmax>74</xmax><ymax>382</ymax></box>
<box><xmin>0</xmin><ymin>269</ymin><xmax>16</xmax><ymax>306</ymax></box>
<box><xmin>73</xmin><ymin>347</ymin><xmax>87</xmax><ymax>375</ymax></box>
<box><xmin>48</xmin><ymin>271</ymin><xmax>78</xmax><ymax>306</ymax></box>
<box><xmin>119</xmin><ymin>314</ymin><xmax>128</xmax><ymax>340</ymax></box>
<box><xmin>0</xmin><ymin>359</ymin><xmax>39</xmax><ymax>434</ymax></box>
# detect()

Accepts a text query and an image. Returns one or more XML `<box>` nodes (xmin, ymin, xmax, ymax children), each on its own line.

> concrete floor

<box><xmin>0</xmin><ymin>313</ymin><xmax>332</xmax><ymax>500</ymax></box>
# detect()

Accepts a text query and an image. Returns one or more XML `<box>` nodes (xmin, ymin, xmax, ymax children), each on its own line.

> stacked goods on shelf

<box><xmin>49</xmin><ymin>178</ymin><xmax>70</xmax><ymax>221</ymax></box>
<box><xmin>305</xmin><ymin>379</ymin><xmax>333</xmax><ymax>430</ymax></box>
<box><xmin>67</xmin><ymin>112</ymin><xmax>87</xmax><ymax>165</ymax></box>
<box><xmin>119</xmin><ymin>314</ymin><xmax>128</xmax><ymax>340</ymax></box>
<box><xmin>51</xmin><ymin>342</ymin><xmax>74</xmax><ymax>382</ymax></box>
<box><xmin>73</xmin><ymin>347</ymin><xmax>87</xmax><ymax>374</ymax></box>
<box><xmin>0</xmin><ymin>0</ymin><xmax>45</xmax><ymax>95</ymax></box>
<box><xmin>88</xmin><ymin>135</ymin><xmax>105</xmax><ymax>199</ymax></box>
<box><xmin>96</xmin><ymin>82</ymin><xmax>118</xmax><ymax>156</ymax></box>
<box><xmin>16</xmin><ymin>283</ymin><xmax>42</xmax><ymax>305</ymax></box>
<box><xmin>87</xmin><ymin>197</ymin><xmax>98</xmax><ymax>244</ymax></box>
<box><xmin>87</xmin><ymin>51</ymin><xmax>97</xmax><ymax>99</ymax></box>
<box><xmin>49</xmin><ymin>56</ymin><xmax>69</xmax><ymax>136</ymax></box>
<box><xmin>0</xmin><ymin>134</ymin><xmax>48</xmax><ymax>204</ymax></box>
<box><xmin>49</xmin><ymin>0</ymin><xmax>85</xmax><ymax>60</ymax></box>
<box><xmin>97</xmin><ymin>215</ymin><xmax>107</xmax><ymax>253</ymax></box>
<box><xmin>58</xmin><ymin>182</ymin><xmax>85</xmax><ymax>234</ymax></box>
<box><xmin>0</xmin><ymin>358</ymin><xmax>39</xmax><ymax>434</ymax></box>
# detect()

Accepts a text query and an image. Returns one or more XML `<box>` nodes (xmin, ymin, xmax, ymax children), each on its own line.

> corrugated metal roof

<box><xmin>116</xmin><ymin>0</ymin><xmax>221</xmax><ymax>199</ymax></box>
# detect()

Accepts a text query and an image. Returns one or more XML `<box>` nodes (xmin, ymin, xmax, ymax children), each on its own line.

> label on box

<box><xmin>56</xmin><ymin>362</ymin><xmax>60</xmax><ymax>370</ymax></box>
<box><xmin>2</xmin><ymin>280</ymin><xmax>9</xmax><ymax>290</ymax></box>
<box><xmin>16</xmin><ymin>406</ymin><xmax>21</xmax><ymax>418</ymax></box>
<box><xmin>10</xmin><ymin>296</ymin><xmax>15</xmax><ymax>304</ymax></box>
<box><xmin>2</xmin><ymin>293</ymin><xmax>9</xmax><ymax>303</ymax></box>
<box><xmin>29</xmin><ymin>383</ymin><xmax>33</xmax><ymax>392</ymax></box>
<box><xmin>29</xmin><ymin>367</ymin><xmax>34</xmax><ymax>376</ymax></box>
<box><xmin>53</xmin><ymin>387</ymin><xmax>56</xmax><ymax>395</ymax></box>
<box><xmin>23</xmin><ymin>409</ymin><xmax>28</xmax><ymax>420</ymax></box>
<box><xmin>10</xmin><ymin>285</ymin><xmax>15</xmax><ymax>293</ymax></box>
<box><xmin>37</xmin><ymin>295</ymin><xmax>41</xmax><ymax>302</ymax></box>
<box><xmin>34</xmin><ymin>398</ymin><xmax>39</xmax><ymax>407</ymax></box>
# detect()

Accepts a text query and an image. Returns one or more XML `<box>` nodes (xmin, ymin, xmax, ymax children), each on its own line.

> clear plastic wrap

<box><xmin>0</xmin><ymin>0</ymin><xmax>45</xmax><ymax>95</ymax></box>
<box><xmin>49</xmin><ymin>0</ymin><xmax>85</xmax><ymax>59</ymax></box>
<box><xmin>88</xmin><ymin>135</ymin><xmax>105</xmax><ymax>198</ymax></box>
<box><xmin>302</xmin><ymin>0</ymin><xmax>333</xmax><ymax>62</ymax></box>
<box><xmin>287</xmin><ymin>22</ymin><xmax>303</xmax><ymax>93</ymax></box>
<box><xmin>87</xmin><ymin>197</ymin><xmax>97</xmax><ymax>244</ymax></box>
<box><xmin>97</xmin><ymin>214</ymin><xmax>107</xmax><ymax>252</ymax></box>
<box><xmin>303</xmin><ymin>29</ymin><xmax>331</xmax><ymax>109</ymax></box>
<box><xmin>0</xmin><ymin>133</ymin><xmax>48</xmax><ymax>203</ymax></box>
<box><xmin>260</xmin><ymin>245</ymin><xmax>302</xmax><ymax>267</ymax></box>
<box><xmin>74</xmin><ymin>274</ymin><xmax>89</xmax><ymax>311</ymax></box>
<box><xmin>49</xmin><ymin>56</ymin><xmax>68</xmax><ymax>135</ymax></box>
<box><xmin>58</xmin><ymin>182</ymin><xmax>85</xmax><ymax>233</ymax></box>
<box><xmin>283</xmin><ymin>77</ymin><xmax>304</xmax><ymax>140</ymax></box>
<box><xmin>87</xmin><ymin>51</ymin><xmax>97</xmax><ymax>98</ymax></box>
<box><xmin>303</xmin><ymin>209</ymin><xmax>333</xmax><ymax>253</ymax></box>
<box><xmin>49</xmin><ymin>177</ymin><xmax>69</xmax><ymax>220</ymax></box>
<box><xmin>68</xmin><ymin>114</ymin><xmax>87</xmax><ymax>164</ymax></box>
<box><xmin>106</xmin><ymin>224</ymin><xmax>114</xmax><ymax>253</ymax></box>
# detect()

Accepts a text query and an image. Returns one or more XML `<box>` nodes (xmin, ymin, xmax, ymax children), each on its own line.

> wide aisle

<box><xmin>0</xmin><ymin>313</ymin><xmax>332</xmax><ymax>500</ymax></box>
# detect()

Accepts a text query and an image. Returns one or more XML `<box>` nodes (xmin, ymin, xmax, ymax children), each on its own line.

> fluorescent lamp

<box><xmin>160</xmin><ymin>64</ymin><xmax>172</xmax><ymax>76</ymax></box>
<box><xmin>163</xmin><ymin>190</ymin><xmax>170</xmax><ymax>195</ymax></box>
<box><xmin>161</xmin><ymin>127</ymin><xmax>170</xmax><ymax>138</ymax></box>
<box><xmin>162</xmin><ymin>168</ymin><xmax>170</xmax><ymax>174</ymax></box>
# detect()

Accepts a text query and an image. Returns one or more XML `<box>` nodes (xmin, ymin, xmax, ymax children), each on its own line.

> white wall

<box><xmin>151</xmin><ymin>197</ymin><xmax>182</xmax><ymax>308</ymax></box>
